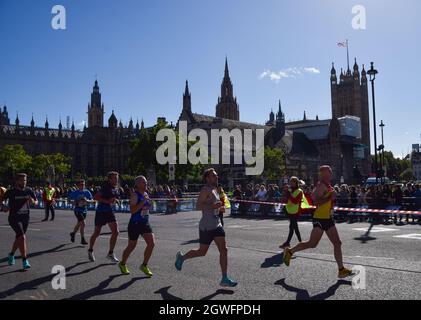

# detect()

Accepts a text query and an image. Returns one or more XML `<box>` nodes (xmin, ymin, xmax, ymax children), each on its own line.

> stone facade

<box><xmin>179</xmin><ymin>59</ymin><xmax>371</xmax><ymax>185</ymax></box>
<box><xmin>0</xmin><ymin>81</ymin><xmax>141</xmax><ymax>177</ymax></box>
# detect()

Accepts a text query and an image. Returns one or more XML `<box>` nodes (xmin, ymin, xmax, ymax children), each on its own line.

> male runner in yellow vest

<box><xmin>283</xmin><ymin>165</ymin><xmax>354</xmax><ymax>278</ymax></box>
<box><xmin>279</xmin><ymin>177</ymin><xmax>310</xmax><ymax>249</ymax></box>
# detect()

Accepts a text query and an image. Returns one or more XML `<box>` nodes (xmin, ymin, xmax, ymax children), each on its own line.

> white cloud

<box><xmin>76</xmin><ymin>120</ymin><xmax>86</xmax><ymax>129</ymax></box>
<box><xmin>303</xmin><ymin>67</ymin><xmax>321</xmax><ymax>74</ymax></box>
<box><xmin>260</xmin><ymin>67</ymin><xmax>321</xmax><ymax>83</ymax></box>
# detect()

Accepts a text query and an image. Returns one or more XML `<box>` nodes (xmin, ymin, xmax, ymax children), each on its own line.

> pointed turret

<box><xmin>183</xmin><ymin>80</ymin><xmax>192</xmax><ymax>113</ymax></box>
<box><xmin>108</xmin><ymin>110</ymin><xmax>118</xmax><ymax>128</ymax></box>
<box><xmin>88</xmin><ymin>79</ymin><xmax>104</xmax><ymax>127</ymax></box>
<box><xmin>215</xmin><ymin>57</ymin><xmax>239</xmax><ymax>121</ymax></box>
<box><xmin>331</xmin><ymin>63</ymin><xmax>337</xmax><ymax>84</ymax></box>
<box><xmin>224</xmin><ymin>56</ymin><xmax>229</xmax><ymax>78</ymax></box>
<box><xmin>353</xmin><ymin>58</ymin><xmax>360</xmax><ymax>80</ymax></box>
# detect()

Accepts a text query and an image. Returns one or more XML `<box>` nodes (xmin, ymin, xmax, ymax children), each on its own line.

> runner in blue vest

<box><xmin>68</xmin><ymin>179</ymin><xmax>94</xmax><ymax>245</ymax></box>
<box><xmin>118</xmin><ymin>175</ymin><xmax>155</xmax><ymax>276</ymax></box>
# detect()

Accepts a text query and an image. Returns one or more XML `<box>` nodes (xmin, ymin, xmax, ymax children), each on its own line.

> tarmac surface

<box><xmin>1</xmin><ymin>209</ymin><xmax>421</xmax><ymax>300</ymax></box>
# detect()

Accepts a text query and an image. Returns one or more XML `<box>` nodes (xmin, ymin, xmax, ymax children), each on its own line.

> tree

<box><xmin>30</xmin><ymin>153</ymin><xmax>71</xmax><ymax>182</ymax></box>
<box><xmin>400</xmin><ymin>168</ymin><xmax>414</xmax><ymax>181</ymax></box>
<box><xmin>0</xmin><ymin>145</ymin><xmax>32</xmax><ymax>181</ymax></box>
<box><xmin>263</xmin><ymin>147</ymin><xmax>285</xmax><ymax>180</ymax></box>
<box><xmin>128</xmin><ymin>121</ymin><xmax>204</xmax><ymax>184</ymax></box>
<box><xmin>371</xmin><ymin>151</ymin><xmax>411</xmax><ymax>180</ymax></box>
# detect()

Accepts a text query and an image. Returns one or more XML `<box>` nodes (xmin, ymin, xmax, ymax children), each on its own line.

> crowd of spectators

<box><xmin>231</xmin><ymin>182</ymin><xmax>421</xmax><ymax>224</ymax></box>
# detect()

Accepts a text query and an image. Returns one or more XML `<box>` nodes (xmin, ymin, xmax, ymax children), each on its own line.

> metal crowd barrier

<box><xmin>33</xmin><ymin>197</ymin><xmax>198</xmax><ymax>214</ymax></box>
<box><xmin>229</xmin><ymin>198</ymin><xmax>421</xmax><ymax>221</ymax></box>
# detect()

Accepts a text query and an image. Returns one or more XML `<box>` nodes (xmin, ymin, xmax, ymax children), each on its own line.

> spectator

<box><xmin>42</xmin><ymin>182</ymin><xmax>57</xmax><ymax>221</ymax></box>
<box><xmin>256</xmin><ymin>184</ymin><xmax>268</xmax><ymax>216</ymax></box>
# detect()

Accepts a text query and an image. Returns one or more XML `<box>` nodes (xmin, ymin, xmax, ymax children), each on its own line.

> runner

<box><xmin>88</xmin><ymin>171</ymin><xmax>120</xmax><ymax>263</ymax></box>
<box><xmin>174</xmin><ymin>168</ymin><xmax>237</xmax><ymax>287</ymax></box>
<box><xmin>0</xmin><ymin>173</ymin><xmax>38</xmax><ymax>270</ymax></box>
<box><xmin>68</xmin><ymin>179</ymin><xmax>94</xmax><ymax>245</ymax></box>
<box><xmin>118</xmin><ymin>176</ymin><xmax>155</xmax><ymax>276</ymax></box>
<box><xmin>279</xmin><ymin>176</ymin><xmax>310</xmax><ymax>249</ymax></box>
<box><xmin>0</xmin><ymin>185</ymin><xmax>6</xmax><ymax>203</ymax></box>
<box><xmin>42</xmin><ymin>182</ymin><xmax>57</xmax><ymax>221</ymax></box>
<box><xmin>283</xmin><ymin>165</ymin><xmax>354</xmax><ymax>278</ymax></box>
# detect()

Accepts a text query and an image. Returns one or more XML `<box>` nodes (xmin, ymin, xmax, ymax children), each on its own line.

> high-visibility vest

<box><xmin>219</xmin><ymin>191</ymin><xmax>231</xmax><ymax>209</ymax></box>
<box><xmin>285</xmin><ymin>188</ymin><xmax>310</xmax><ymax>215</ymax></box>
<box><xmin>313</xmin><ymin>186</ymin><xmax>335</xmax><ymax>219</ymax></box>
<box><xmin>44</xmin><ymin>187</ymin><xmax>56</xmax><ymax>201</ymax></box>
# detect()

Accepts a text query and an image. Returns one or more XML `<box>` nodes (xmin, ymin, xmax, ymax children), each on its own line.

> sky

<box><xmin>0</xmin><ymin>0</ymin><xmax>420</xmax><ymax>158</ymax></box>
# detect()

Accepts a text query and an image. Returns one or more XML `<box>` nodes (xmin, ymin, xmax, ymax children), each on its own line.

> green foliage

<box><xmin>400</xmin><ymin>168</ymin><xmax>414</xmax><ymax>181</ymax></box>
<box><xmin>263</xmin><ymin>147</ymin><xmax>285</xmax><ymax>180</ymax></box>
<box><xmin>0</xmin><ymin>145</ymin><xmax>32</xmax><ymax>177</ymax></box>
<box><xmin>30</xmin><ymin>153</ymin><xmax>71</xmax><ymax>180</ymax></box>
<box><xmin>128</xmin><ymin>122</ymin><xmax>204</xmax><ymax>183</ymax></box>
<box><xmin>0</xmin><ymin>145</ymin><xmax>71</xmax><ymax>183</ymax></box>
<box><xmin>371</xmin><ymin>151</ymin><xmax>411</xmax><ymax>180</ymax></box>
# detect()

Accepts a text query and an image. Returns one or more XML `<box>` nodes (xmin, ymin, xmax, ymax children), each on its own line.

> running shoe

<box><xmin>338</xmin><ymin>267</ymin><xmax>354</xmax><ymax>278</ymax></box>
<box><xmin>118</xmin><ymin>262</ymin><xmax>130</xmax><ymax>275</ymax></box>
<box><xmin>283</xmin><ymin>248</ymin><xmax>293</xmax><ymax>267</ymax></box>
<box><xmin>107</xmin><ymin>253</ymin><xmax>119</xmax><ymax>263</ymax></box>
<box><xmin>220</xmin><ymin>276</ymin><xmax>238</xmax><ymax>287</ymax></box>
<box><xmin>81</xmin><ymin>237</ymin><xmax>88</xmax><ymax>245</ymax></box>
<box><xmin>70</xmin><ymin>232</ymin><xmax>75</xmax><ymax>243</ymax></box>
<box><xmin>8</xmin><ymin>254</ymin><xmax>15</xmax><ymax>266</ymax></box>
<box><xmin>279</xmin><ymin>242</ymin><xmax>290</xmax><ymax>249</ymax></box>
<box><xmin>22</xmin><ymin>259</ymin><xmax>31</xmax><ymax>270</ymax></box>
<box><xmin>175</xmin><ymin>251</ymin><xmax>184</xmax><ymax>271</ymax></box>
<box><xmin>140</xmin><ymin>264</ymin><xmax>153</xmax><ymax>277</ymax></box>
<box><xmin>88</xmin><ymin>250</ymin><xmax>95</xmax><ymax>262</ymax></box>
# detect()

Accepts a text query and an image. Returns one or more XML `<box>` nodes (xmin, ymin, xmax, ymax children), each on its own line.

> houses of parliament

<box><xmin>0</xmin><ymin>80</ymin><xmax>140</xmax><ymax>177</ymax></box>
<box><xmin>0</xmin><ymin>58</ymin><xmax>371</xmax><ymax>184</ymax></box>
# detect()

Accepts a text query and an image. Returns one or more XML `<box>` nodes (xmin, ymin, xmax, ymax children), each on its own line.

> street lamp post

<box><xmin>379</xmin><ymin>120</ymin><xmax>386</xmax><ymax>184</ymax></box>
<box><xmin>367</xmin><ymin>62</ymin><xmax>379</xmax><ymax>185</ymax></box>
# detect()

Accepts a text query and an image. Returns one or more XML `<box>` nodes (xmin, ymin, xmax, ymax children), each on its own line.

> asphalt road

<box><xmin>1</xmin><ymin>209</ymin><xmax>421</xmax><ymax>300</ymax></box>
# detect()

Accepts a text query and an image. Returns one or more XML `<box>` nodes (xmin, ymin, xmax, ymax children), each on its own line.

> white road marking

<box><xmin>226</xmin><ymin>225</ymin><xmax>251</xmax><ymax>228</ymax></box>
<box><xmin>298</xmin><ymin>252</ymin><xmax>395</xmax><ymax>260</ymax></box>
<box><xmin>393</xmin><ymin>234</ymin><xmax>421</xmax><ymax>240</ymax></box>
<box><xmin>242</xmin><ymin>227</ymin><xmax>273</xmax><ymax>230</ymax></box>
<box><xmin>0</xmin><ymin>225</ymin><xmax>41</xmax><ymax>231</ymax></box>
<box><xmin>352</xmin><ymin>227</ymin><xmax>398</xmax><ymax>233</ymax></box>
